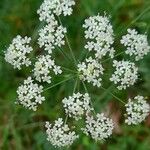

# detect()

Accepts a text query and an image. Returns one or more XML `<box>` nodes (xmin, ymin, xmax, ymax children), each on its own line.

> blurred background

<box><xmin>0</xmin><ymin>0</ymin><xmax>150</xmax><ymax>149</ymax></box>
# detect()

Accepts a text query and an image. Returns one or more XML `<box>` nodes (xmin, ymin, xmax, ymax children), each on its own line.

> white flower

<box><xmin>38</xmin><ymin>23</ymin><xmax>67</xmax><ymax>54</ymax></box>
<box><xmin>37</xmin><ymin>0</ymin><xmax>75</xmax><ymax>23</ymax></box>
<box><xmin>125</xmin><ymin>95</ymin><xmax>150</xmax><ymax>125</ymax></box>
<box><xmin>5</xmin><ymin>35</ymin><xmax>33</xmax><ymax>70</ymax></box>
<box><xmin>121</xmin><ymin>29</ymin><xmax>150</xmax><ymax>61</ymax></box>
<box><xmin>62</xmin><ymin>92</ymin><xmax>93</xmax><ymax>120</ymax></box>
<box><xmin>33</xmin><ymin>55</ymin><xmax>62</xmax><ymax>83</ymax></box>
<box><xmin>77</xmin><ymin>57</ymin><xmax>104</xmax><ymax>87</ymax></box>
<box><xmin>16</xmin><ymin>77</ymin><xmax>45</xmax><ymax>111</ymax></box>
<box><xmin>83</xmin><ymin>14</ymin><xmax>115</xmax><ymax>59</ymax></box>
<box><xmin>110</xmin><ymin>60</ymin><xmax>138</xmax><ymax>90</ymax></box>
<box><xmin>82</xmin><ymin>113</ymin><xmax>114</xmax><ymax>141</ymax></box>
<box><xmin>45</xmin><ymin>118</ymin><xmax>79</xmax><ymax>147</ymax></box>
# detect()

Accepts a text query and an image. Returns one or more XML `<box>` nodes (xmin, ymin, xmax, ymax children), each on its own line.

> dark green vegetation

<box><xmin>0</xmin><ymin>0</ymin><xmax>150</xmax><ymax>149</ymax></box>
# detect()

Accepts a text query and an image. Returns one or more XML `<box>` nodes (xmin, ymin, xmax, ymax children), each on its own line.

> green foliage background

<box><xmin>0</xmin><ymin>0</ymin><xmax>150</xmax><ymax>149</ymax></box>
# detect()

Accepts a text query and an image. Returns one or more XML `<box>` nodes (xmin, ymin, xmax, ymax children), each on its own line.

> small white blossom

<box><xmin>77</xmin><ymin>57</ymin><xmax>104</xmax><ymax>87</ymax></box>
<box><xmin>83</xmin><ymin>15</ymin><xmax>115</xmax><ymax>59</ymax></box>
<box><xmin>16</xmin><ymin>77</ymin><xmax>45</xmax><ymax>111</ymax></box>
<box><xmin>38</xmin><ymin>23</ymin><xmax>67</xmax><ymax>54</ymax></box>
<box><xmin>62</xmin><ymin>92</ymin><xmax>93</xmax><ymax>120</ymax></box>
<box><xmin>110</xmin><ymin>60</ymin><xmax>138</xmax><ymax>90</ymax></box>
<box><xmin>125</xmin><ymin>95</ymin><xmax>150</xmax><ymax>125</ymax></box>
<box><xmin>82</xmin><ymin>113</ymin><xmax>114</xmax><ymax>141</ymax></box>
<box><xmin>33</xmin><ymin>55</ymin><xmax>62</xmax><ymax>83</ymax></box>
<box><xmin>5</xmin><ymin>35</ymin><xmax>33</xmax><ymax>69</ymax></box>
<box><xmin>121</xmin><ymin>29</ymin><xmax>150</xmax><ymax>61</ymax></box>
<box><xmin>45</xmin><ymin>118</ymin><xmax>79</xmax><ymax>147</ymax></box>
<box><xmin>37</xmin><ymin>0</ymin><xmax>75</xmax><ymax>23</ymax></box>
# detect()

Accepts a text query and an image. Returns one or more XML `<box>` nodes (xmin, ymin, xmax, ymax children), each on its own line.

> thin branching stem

<box><xmin>61</xmin><ymin>66</ymin><xmax>77</xmax><ymax>73</ymax></box>
<box><xmin>82</xmin><ymin>81</ymin><xmax>97</xmax><ymax>115</ymax></box>
<box><xmin>55</xmin><ymin>46</ymin><xmax>73</xmax><ymax>63</ymax></box>
<box><xmin>102</xmin><ymin>51</ymin><xmax>125</xmax><ymax>63</ymax></box>
<box><xmin>44</xmin><ymin>75</ymin><xmax>74</xmax><ymax>92</ymax></box>
<box><xmin>57</xmin><ymin>16</ymin><xmax>77</xmax><ymax>66</ymax></box>
<box><xmin>17</xmin><ymin>122</ymin><xmax>45</xmax><ymax>130</ymax></box>
<box><xmin>100</xmin><ymin>86</ymin><xmax>126</xmax><ymax>104</ymax></box>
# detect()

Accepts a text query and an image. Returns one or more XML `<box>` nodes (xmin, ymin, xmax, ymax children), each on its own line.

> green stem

<box><xmin>100</xmin><ymin>86</ymin><xmax>126</xmax><ymax>104</ymax></box>
<box><xmin>55</xmin><ymin>46</ymin><xmax>73</xmax><ymax>63</ymax></box>
<box><xmin>44</xmin><ymin>75</ymin><xmax>74</xmax><ymax>92</ymax></box>
<box><xmin>82</xmin><ymin>81</ymin><xmax>96</xmax><ymax>115</ymax></box>
<box><xmin>17</xmin><ymin>122</ymin><xmax>45</xmax><ymax>130</ymax></box>
<box><xmin>57</xmin><ymin>16</ymin><xmax>77</xmax><ymax>66</ymax></box>
<box><xmin>102</xmin><ymin>51</ymin><xmax>124</xmax><ymax>63</ymax></box>
<box><xmin>61</xmin><ymin>66</ymin><xmax>77</xmax><ymax>73</ymax></box>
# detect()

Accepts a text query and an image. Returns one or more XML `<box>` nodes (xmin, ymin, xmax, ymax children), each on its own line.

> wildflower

<box><xmin>33</xmin><ymin>55</ymin><xmax>62</xmax><ymax>83</ymax></box>
<box><xmin>77</xmin><ymin>57</ymin><xmax>104</xmax><ymax>87</ymax></box>
<box><xmin>121</xmin><ymin>29</ymin><xmax>150</xmax><ymax>61</ymax></box>
<box><xmin>110</xmin><ymin>60</ymin><xmax>138</xmax><ymax>90</ymax></box>
<box><xmin>5</xmin><ymin>35</ymin><xmax>33</xmax><ymax>69</ymax></box>
<box><xmin>62</xmin><ymin>93</ymin><xmax>93</xmax><ymax>120</ymax></box>
<box><xmin>125</xmin><ymin>95</ymin><xmax>150</xmax><ymax>125</ymax></box>
<box><xmin>83</xmin><ymin>15</ymin><xmax>115</xmax><ymax>59</ymax></box>
<box><xmin>16</xmin><ymin>77</ymin><xmax>45</xmax><ymax>111</ymax></box>
<box><xmin>45</xmin><ymin>118</ymin><xmax>79</xmax><ymax>147</ymax></box>
<box><xmin>82</xmin><ymin>113</ymin><xmax>114</xmax><ymax>141</ymax></box>
<box><xmin>38</xmin><ymin>23</ymin><xmax>67</xmax><ymax>54</ymax></box>
<box><xmin>37</xmin><ymin>0</ymin><xmax>75</xmax><ymax>23</ymax></box>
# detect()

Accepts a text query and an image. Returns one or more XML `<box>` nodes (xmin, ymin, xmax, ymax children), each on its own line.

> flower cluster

<box><xmin>16</xmin><ymin>77</ymin><xmax>45</xmax><ymax>111</ymax></box>
<box><xmin>4</xmin><ymin>0</ymin><xmax>150</xmax><ymax>147</ymax></box>
<box><xmin>77</xmin><ymin>57</ymin><xmax>104</xmax><ymax>87</ymax></box>
<box><xmin>83</xmin><ymin>15</ymin><xmax>115</xmax><ymax>59</ymax></box>
<box><xmin>82</xmin><ymin>113</ymin><xmax>114</xmax><ymax>141</ymax></box>
<box><xmin>5</xmin><ymin>35</ymin><xmax>33</xmax><ymax>69</ymax></box>
<box><xmin>45</xmin><ymin>118</ymin><xmax>79</xmax><ymax>147</ymax></box>
<box><xmin>110</xmin><ymin>60</ymin><xmax>138</xmax><ymax>90</ymax></box>
<box><xmin>125</xmin><ymin>95</ymin><xmax>150</xmax><ymax>125</ymax></box>
<box><xmin>38</xmin><ymin>22</ymin><xmax>67</xmax><ymax>53</ymax></box>
<box><xmin>62</xmin><ymin>93</ymin><xmax>93</xmax><ymax>120</ymax></box>
<box><xmin>33</xmin><ymin>55</ymin><xmax>62</xmax><ymax>83</ymax></box>
<box><xmin>121</xmin><ymin>29</ymin><xmax>150</xmax><ymax>61</ymax></box>
<box><xmin>37</xmin><ymin>0</ymin><xmax>75</xmax><ymax>23</ymax></box>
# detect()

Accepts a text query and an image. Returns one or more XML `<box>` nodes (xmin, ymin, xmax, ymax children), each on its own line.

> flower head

<box><xmin>121</xmin><ymin>29</ymin><xmax>150</xmax><ymax>61</ymax></box>
<box><xmin>45</xmin><ymin>118</ymin><xmax>79</xmax><ymax>147</ymax></box>
<box><xmin>5</xmin><ymin>35</ymin><xmax>33</xmax><ymax>69</ymax></box>
<box><xmin>110</xmin><ymin>60</ymin><xmax>138</xmax><ymax>90</ymax></box>
<box><xmin>77</xmin><ymin>57</ymin><xmax>104</xmax><ymax>87</ymax></box>
<box><xmin>37</xmin><ymin>0</ymin><xmax>75</xmax><ymax>23</ymax></box>
<box><xmin>125</xmin><ymin>95</ymin><xmax>150</xmax><ymax>125</ymax></box>
<box><xmin>82</xmin><ymin>113</ymin><xmax>114</xmax><ymax>141</ymax></box>
<box><xmin>33</xmin><ymin>55</ymin><xmax>62</xmax><ymax>83</ymax></box>
<box><xmin>16</xmin><ymin>77</ymin><xmax>45</xmax><ymax>111</ymax></box>
<box><xmin>62</xmin><ymin>93</ymin><xmax>93</xmax><ymax>120</ymax></box>
<box><xmin>83</xmin><ymin>14</ymin><xmax>115</xmax><ymax>59</ymax></box>
<box><xmin>38</xmin><ymin>23</ymin><xmax>67</xmax><ymax>54</ymax></box>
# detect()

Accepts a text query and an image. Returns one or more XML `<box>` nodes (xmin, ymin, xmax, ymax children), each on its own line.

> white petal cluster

<box><xmin>5</xmin><ymin>35</ymin><xmax>33</xmax><ymax>70</ymax></box>
<box><xmin>77</xmin><ymin>57</ymin><xmax>104</xmax><ymax>87</ymax></box>
<box><xmin>83</xmin><ymin>15</ymin><xmax>115</xmax><ymax>59</ymax></box>
<box><xmin>110</xmin><ymin>60</ymin><xmax>138</xmax><ymax>90</ymax></box>
<box><xmin>125</xmin><ymin>95</ymin><xmax>150</xmax><ymax>125</ymax></box>
<box><xmin>37</xmin><ymin>0</ymin><xmax>75</xmax><ymax>23</ymax></box>
<box><xmin>38</xmin><ymin>22</ymin><xmax>67</xmax><ymax>54</ymax></box>
<box><xmin>45</xmin><ymin>118</ymin><xmax>79</xmax><ymax>147</ymax></box>
<box><xmin>121</xmin><ymin>29</ymin><xmax>150</xmax><ymax>61</ymax></box>
<box><xmin>33</xmin><ymin>55</ymin><xmax>62</xmax><ymax>83</ymax></box>
<box><xmin>16</xmin><ymin>77</ymin><xmax>45</xmax><ymax>111</ymax></box>
<box><xmin>62</xmin><ymin>93</ymin><xmax>93</xmax><ymax>120</ymax></box>
<box><xmin>82</xmin><ymin>113</ymin><xmax>114</xmax><ymax>141</ymax></box>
